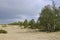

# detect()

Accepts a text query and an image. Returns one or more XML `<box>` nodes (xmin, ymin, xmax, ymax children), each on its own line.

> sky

<box><xmin>0</xmin><ymin>0</ymin><xmax>60</xmax><ymax>24</ymax></box>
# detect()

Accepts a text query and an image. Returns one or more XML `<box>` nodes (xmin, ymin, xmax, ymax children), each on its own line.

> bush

<box><xmin>55</xmin><ymin>27</ymin><xmax>60</xmax><ymax>31</ymax></box>
<box><xmin>0</xmin><ymin>29</ymin><xmax>7</xmax><ymax>34</ymax></box>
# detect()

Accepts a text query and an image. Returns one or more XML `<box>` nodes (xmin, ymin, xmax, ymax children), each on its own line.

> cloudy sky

<box><xmin>0</xmin><ymin>0</ymin><xmax>60</xmax><ymax>24</ymax></box>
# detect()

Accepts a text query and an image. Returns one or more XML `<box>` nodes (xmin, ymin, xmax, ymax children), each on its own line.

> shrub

<box><xmin>0</xmin><ymin>29</ymin><xmax>7</xmax><ymax>34</ymax></box>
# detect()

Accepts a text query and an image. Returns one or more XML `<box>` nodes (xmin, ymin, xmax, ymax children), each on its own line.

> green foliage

<box><xmin>17</xmin><ymin>21</ymin><xmax>23</xmax><ymax>26</ymax></box>
<box><xmin>23</xmin><ymin>19</ymin><xmax>29</xmax><ymax>28</ymax></box>
<box><xmin>19</xmin><ymin>22</ymin><xmax>23</xmax><ymax>26</ymax></box>
<box><xmin>29</xmin><ymin>19</ymin><xmax>36</xmax><ymax>29</ymax></box>
<box><xmin>9</xmin><ymin>21</ymin><xmax>23</xmax><ymax>26</ymax></box>
<box><xmin>9</xmin><ymin>22</ymin><xmax>19</xmax><ymax>25</ymax></box>
<box><xmin>0</xmin><ymin>29</ymin><xmax>7</xmax><ymax>34</ymax></box>
<box><xmin>38</xmin><ymin>5</ymin><xmax>58</xmax><ymax>32</ymax></box>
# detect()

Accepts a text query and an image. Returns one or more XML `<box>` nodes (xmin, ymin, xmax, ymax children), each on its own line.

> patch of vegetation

<box><xmin>0</xmin><ymin>29</ymin><xmax>7</xmax><ymax>34</ymax></box>
<box><xmin>23</xmin><ymin>19</ymin><xmax>29</xmax><ymax>28</ymax></box>
<box><xmin>9</xmin><ymin>22</ymin><xmax>19</xmax><ymax>25</ymax></box>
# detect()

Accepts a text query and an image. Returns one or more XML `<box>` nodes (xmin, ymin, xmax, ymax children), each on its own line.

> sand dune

<box><xmin>0</xmin><ymin>25</ymin><xmax>60</xmax><ymax>40</ymax></box>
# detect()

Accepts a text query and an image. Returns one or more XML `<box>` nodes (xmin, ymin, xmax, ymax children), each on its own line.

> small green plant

<box><xmin>0</xmin><ymin>29</ymin><xmax>7</xmax><ymax>34</ymax></box>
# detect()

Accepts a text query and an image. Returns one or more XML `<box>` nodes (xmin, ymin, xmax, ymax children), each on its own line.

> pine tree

<box><xmin>38</xmin><ymin>5</ymin><xmax>57</xmax><ymax>32</ymax></box>
<box><xmin>23</xmin><ymin>19</ymin><xmax>29</xmax><ymax>28</ymax></box>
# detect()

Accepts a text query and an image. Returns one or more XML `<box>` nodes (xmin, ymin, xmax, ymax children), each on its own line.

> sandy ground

<box><xmin>0</xmin><ymin>25</ymin><xmax>60</xmax><ymax>40</ymax></box>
